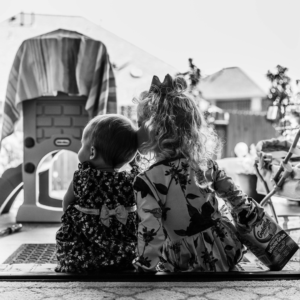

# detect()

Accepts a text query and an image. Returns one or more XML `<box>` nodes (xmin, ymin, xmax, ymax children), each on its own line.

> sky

<box><xmin>1</xmin><ymin>0</ymin><xmax>300</xmax><ymax>92</ymax></box>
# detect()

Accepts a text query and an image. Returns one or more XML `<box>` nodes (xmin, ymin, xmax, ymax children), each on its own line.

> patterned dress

<box><xmin>133</xmin><ymin>156</ymin><xmax>264</xmax><ymax>272</ymax></box>
<box><xmin>56</xmin><ymin>162</ymin><xmax>139</xmax><ymax>273</ymax></box>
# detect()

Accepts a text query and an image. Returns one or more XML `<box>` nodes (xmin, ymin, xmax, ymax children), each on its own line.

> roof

<box><xmin>198</xmin><ymin>67</ymin><xmax>267</xmax><ymax>100</ymax></box>
<box><xmin>0</xmin><ymin>13</ymin><xmax>178</xmax><ymax>105</ymax></box>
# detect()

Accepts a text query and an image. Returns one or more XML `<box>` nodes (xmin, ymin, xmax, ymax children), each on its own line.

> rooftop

<box><xmin>199</xmin><ymin>67</ymin><xmax>267</xmax><ymax>100</ymax></box>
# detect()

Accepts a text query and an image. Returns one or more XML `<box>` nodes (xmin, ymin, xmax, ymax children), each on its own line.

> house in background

<box><xmin>198</xmin><ymin>67</ymin><xmax>268</xmax><ymax>112</ymax></box>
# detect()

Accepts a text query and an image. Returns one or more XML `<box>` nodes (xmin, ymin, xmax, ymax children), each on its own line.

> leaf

<box><xmin>187</xmin><ymin>204</ymin><xmax>199</xmax><ymax>217</ymax></box>
<box><xmin>142</xmin><ymin>187</ymin><xmax>155</xmax><ymax>199</ymax></box>
<box><xmin>174</xmin><ymin>229</ymin><xmax>187</xmax><ymax>236</ymax></box>
<box><xmin>201</xmin><ymin>201</ymin><xmax>215</xmax><ymax>216</ymax></box>
<box><xmin>154</xmin><ymin>183</ymin><xmax>168</xmax><ymax>195</ymax></box>
<box><xmin>203</xmin><ymin>232</ymin><xmax>213</xmax><ymax>245</ymax></box>
<box><xmin>138</xmin><ymin>255</ymin><xmax>151</xmax><ymax>268</ymax></box>
<box><xmin>224</xmin><ymin>245</ymin><xmax>234</xmax><ymax>251</ymax></box>
<box><xmin>186</xmin><ymin>193</ymin><xmax>200</xmax><ymax>200</ymax></box>
<box><xmin>162</xmin><ymin>207</ymin><xmax>171</xmax><ymax>221</ymax></box>
<box><xmin>133</xmin><ymin>177</ymin><xmax>155</xmax><ymax>199</ymax></box>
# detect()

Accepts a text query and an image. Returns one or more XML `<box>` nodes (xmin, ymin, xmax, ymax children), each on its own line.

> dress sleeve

<box><xmin>132</xmin><ymin>176</ymin><xmax>166</xmax><ymax>272</ymax></box>
<box><xmin>204</xmin><ymin>160</ymin><xmax>264</xmax><ymax>231</ymax></box>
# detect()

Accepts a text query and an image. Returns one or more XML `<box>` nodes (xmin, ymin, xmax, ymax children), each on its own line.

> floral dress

<box><xmin>56</xmin><ymin>162</ymin><xmax>139</xmax><ymax>273</ymax></box>
<box><xmin>133</xmin><ymin>156</ymin><xmax>264</xmax><ymax>272</ymax></box>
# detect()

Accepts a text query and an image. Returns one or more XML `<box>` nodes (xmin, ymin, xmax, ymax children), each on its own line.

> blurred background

<box><xmin>1</xmin><ymin>0</ymin><xmax>300</xmax><ymax>214</ymax></box>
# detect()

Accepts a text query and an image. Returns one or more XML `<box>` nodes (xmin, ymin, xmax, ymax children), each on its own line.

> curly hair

<box><xmin>134</xmin><ymin>76</ymin><xmax>222</xmax><ymax>172</ymax></box>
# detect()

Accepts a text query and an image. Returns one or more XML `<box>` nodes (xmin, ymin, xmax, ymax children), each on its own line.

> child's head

<box><xmin>135</xmin><ymin>74</ymin><xmax>221</xmax><ymax>170</ymax></box>
<box><xmin>78</xmin><ymin>114</ymin><xmax>137</xmax><ymax>168</ymax></box>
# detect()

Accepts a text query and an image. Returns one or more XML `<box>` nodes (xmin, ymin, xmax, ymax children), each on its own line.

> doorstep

<box><xmin>0</xmin><ymin>263</ymin><xmax>300</xmax><ymax>282</ymax></box>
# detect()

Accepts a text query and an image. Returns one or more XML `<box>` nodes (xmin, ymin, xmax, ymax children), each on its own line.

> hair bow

<box><xmin>149</xmin><ymin>74</ymin><xmax>174</xmax><ymax>97</ymax></box>
<box><xmin>100</xmin><ymin>205</ymin><xmax>128</xmax><ymax>227</ymax></box>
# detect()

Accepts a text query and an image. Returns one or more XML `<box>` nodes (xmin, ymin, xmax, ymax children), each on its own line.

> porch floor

<box><xmin>1</xmin><ymin>192</ymin><xmax>300</xmax><ymax>280</ymax></box>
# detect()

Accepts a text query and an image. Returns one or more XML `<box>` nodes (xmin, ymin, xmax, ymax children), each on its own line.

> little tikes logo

<box><xmin>254</xmin><ymin>218</ymin><xmax>277</xmax><ymax>243</ymax></box>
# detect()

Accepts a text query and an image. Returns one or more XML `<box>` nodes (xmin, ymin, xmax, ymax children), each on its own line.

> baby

<box><xmin>56</xmin><ymin>114</ymin><xmax>139</xmax><ymax>273</ymax></box>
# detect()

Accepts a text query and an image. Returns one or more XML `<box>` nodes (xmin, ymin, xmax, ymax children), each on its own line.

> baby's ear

<box><xmin>90</xmin><ymin>146</ymin><xmax>97</xmax><ymax>160</ymax></box>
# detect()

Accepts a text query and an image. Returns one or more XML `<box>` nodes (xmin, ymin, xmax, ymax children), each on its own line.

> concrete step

<box><xmin>0</xmin><ymin>263</ymin><xmax>300</xmax><ymax>282</ymax></box>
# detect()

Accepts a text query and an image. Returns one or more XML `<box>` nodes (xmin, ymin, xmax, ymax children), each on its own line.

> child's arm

<box><xmin>63</xmin><ymin>181</ymin><xmax>75</xmax><ymax>212</ymax></box>
<box><xmin>132</xmin><ymin>176</ymin><xmax>165</xmax><ymax>272</ymax></box>
<box><xmin>207</xmin><ymin>161</ymin><xmax>264</xmax><ymax>230</ymax></box>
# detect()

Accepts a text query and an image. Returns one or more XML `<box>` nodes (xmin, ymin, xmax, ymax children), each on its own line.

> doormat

<box><xmin>3</xmin><ymin>243</ymin><xmax>300</xmax><ymax>273</ymax></box>
<box><xmin>4</xmin><ymin>244</ymin><xmax>57</xmax><ymax>264</ymax></box>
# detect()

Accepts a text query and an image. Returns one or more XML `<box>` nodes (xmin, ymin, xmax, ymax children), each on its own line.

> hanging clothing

<box><xmin>1</xmin><ymin>29</ymin><xmax>117</xmax><ymax>141</ymax></box>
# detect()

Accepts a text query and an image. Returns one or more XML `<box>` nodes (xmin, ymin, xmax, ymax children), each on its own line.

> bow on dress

<box><xmin>149</xmin><ymin>74</ymin><xmax>174</xmax><ymax>97</ymax></box>
<box><xmin>100</xmin><ymin>205</ymin><xmax>128</xmax><ymax>227</ymax></box>
<box><xmin>74</xmin><ymin>204</ymin><xmax>135</xmax><ymax>227</ymax></box>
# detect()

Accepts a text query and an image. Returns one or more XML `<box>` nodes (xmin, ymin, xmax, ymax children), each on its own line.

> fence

<box><xmin>216</xmin><ymin>110</ymin><xmax>278</xmax><ymax>158</ymax></box>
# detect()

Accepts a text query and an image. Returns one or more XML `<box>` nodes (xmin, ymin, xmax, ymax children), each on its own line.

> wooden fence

<box><xmin>215</xmin><ymin>110</ymin><xmax>278</xmax><ymax>158</ymax></box>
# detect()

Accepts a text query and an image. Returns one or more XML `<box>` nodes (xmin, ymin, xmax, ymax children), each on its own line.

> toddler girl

<box><xmin>56</xmin><ymin>114</ymin><xmax>139</xmax><ymax>273</ymax></box>
<box><xmin>133</xmin><ymin>74</ymin><xmax>264</xmax><ymax>272</ymax></box>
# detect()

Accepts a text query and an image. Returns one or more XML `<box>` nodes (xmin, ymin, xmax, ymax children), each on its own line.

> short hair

<box><xmin>85</xmin><ymin>114</ymin><xmax>137</xmax><ymax>167</ymax></box>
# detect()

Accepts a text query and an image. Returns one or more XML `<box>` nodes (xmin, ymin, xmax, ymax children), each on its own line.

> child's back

<box><xmin>133</xmin><ymin>74</ymin><xmax>264</xmax><ymax>272</ymax></box>
<box><xmin>56</xmin><ymin>114</ymin><xmax>139</xmax><ymax>273</ymax></box>
<box><xmin>56</xmin><ymin>162</ymin><xmax>138</xmax><ymax>273</ymax></box>
<box><xmin>134</xmin><ymin>156</ymin><xmax>248</xmax><ymax>272</ymax></box>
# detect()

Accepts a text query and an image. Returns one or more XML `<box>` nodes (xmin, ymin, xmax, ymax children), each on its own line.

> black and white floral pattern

<box><xmin>56</xmin><ymin>162</ymin><xmax>139</xmax><ymax>273</ymax></box>
<box><xmin>133</xmin><ymin>157</ymin><xmax>264</xmax><ymax>272</ymax></box>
